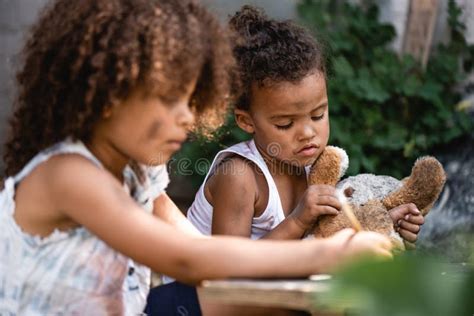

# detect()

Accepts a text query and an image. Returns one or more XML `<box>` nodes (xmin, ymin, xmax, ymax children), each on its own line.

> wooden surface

<box><xmin>198</xmin><ymin>274</ymin><xmax>343</xmax><ymax>315</ymax></box>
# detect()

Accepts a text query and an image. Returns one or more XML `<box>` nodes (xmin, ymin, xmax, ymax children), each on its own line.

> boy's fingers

<box><xmin>403</xmin><ymin>214</ymin><xmax>424</xmax><ymax>225</ymax></box>
<box><xmin>408</xmin><ymin>204</ymin><xmax>421</xmax><ymax>215</ymax></box>
<box><xmin>314</xmin><ymin>196</ymin><xmax>342</xmax><ymax>210</ymax></box>
<box><xmin>398</xmin><ymin>220</ymin><xmax>420</xmax><ymax>233</ymax></box>
<box><xmin>389</xmin><ymin>205</ymin><xmax>409</xmax><ymax>221</ymax></box>
<box><xmin>399</xmin><ymin>228</ymin><xmax>417</xmax><ymax>243</ymax></box>
<box><xmin>390</xmin><ymin>203</ymin><xmax>420</xmax><ymax>221</ymax></box>
<box><xmin>318</xmin><ymin>206</ymin><xmax>340</xmax><ymax>216</ymax></box>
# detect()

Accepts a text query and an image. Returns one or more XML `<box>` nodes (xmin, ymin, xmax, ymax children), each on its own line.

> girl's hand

<box><xmin>328</xmin><ymin>229</ymin><xmax>394</xmax><ymax>262</ymax></box>
<box><xmin>389</xmin><ymin>203</ymin><xmax>424</xmax><ymax>243</ymax></box>
<box><xmin>289</xmin><ymin>184</ymin><xmax>341</xmax><ymax>231</ymax></box>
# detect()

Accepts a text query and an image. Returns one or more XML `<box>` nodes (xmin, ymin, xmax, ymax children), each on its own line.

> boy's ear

<box><xmin>102</xmin><ymin>105</ymin><xmax>114</xmax><ymax>119</ymax></box>
<box><xmin>234</xmin><ymin>109</ymin><xmax>255</xmax><ymax>134</ymax></box>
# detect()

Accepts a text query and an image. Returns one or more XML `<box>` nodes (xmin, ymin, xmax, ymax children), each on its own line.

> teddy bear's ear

<box><xmin>382</xmin><ymin>156</ymin><xmax>446</xmax><ymax>215</ymax></box>
<box><xmin>308</xmin><ymin>146</ymin><xmax>349</xmax><ymax>186</ymax></box>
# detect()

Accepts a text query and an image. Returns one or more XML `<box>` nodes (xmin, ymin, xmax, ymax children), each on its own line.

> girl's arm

<box><xmin>152</xmin><ymin>193</ymin><xmax>204</xmax><ymax>237</ymax></box>
<box><xmin>49</xmin><ymin>155</ymin><xmax>392</xmax><ymax>284</ymax></box>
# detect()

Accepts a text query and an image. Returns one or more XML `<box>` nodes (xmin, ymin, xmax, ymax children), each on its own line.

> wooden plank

<box><xmin>199</xmin><ymin>264</ymin><xmax>472</xmax><ymax>314</ymax></box>
<box><xmin>402</xmin><ymin>0</ymin><xmax>439</xmax><ymax>68</ymax></box>
<box><xmin>198</xmin><ymin>275</ymin><xmax>343</xmax><ymax>315</ymax></box>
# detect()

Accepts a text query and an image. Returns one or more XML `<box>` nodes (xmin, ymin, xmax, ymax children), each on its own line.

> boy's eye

<box><xmin>275</xmin><ymin>122</ymin><xmax>293</xmax><ymax>130</ymax></box>
<box><xmin>311</xmin><ymin>114</ymin><xmax>325</xmax><ymax>121</ymax></box>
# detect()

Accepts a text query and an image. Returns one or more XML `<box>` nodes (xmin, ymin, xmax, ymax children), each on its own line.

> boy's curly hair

<box><xmin>229</xmin><ymin>5</ymin><xmax>327</xmax><ymax>111</ymax></box>
<box><xmin>4</xmin><ymin>0</ymin><xmax>235</xmax><ymax>177</ymax></box>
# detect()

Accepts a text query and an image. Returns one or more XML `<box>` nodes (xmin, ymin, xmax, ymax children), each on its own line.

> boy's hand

<box><xmin>289</xmin><ymin>184</ymin><xmax>341</xmax><ymax>231</ymax></box>
<box><xmin>389</xmin><ymin>203</ymin><xmax>424</xmax><ymax>243</ymax></box>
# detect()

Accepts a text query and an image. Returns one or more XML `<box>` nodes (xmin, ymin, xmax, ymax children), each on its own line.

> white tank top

<box><xmin>0</xmin><ymin>139</ymin><xmax>169</xmax><ymax>315</ymax></box>
<box><xmin>188</xmin><ymin>139</ymin><xmax>302</xmax><ymax>240</ymax></box>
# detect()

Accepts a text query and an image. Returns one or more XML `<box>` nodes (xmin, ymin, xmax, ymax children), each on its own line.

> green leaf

<box><xmin>400</xmin><ymin>76</ymin><xmax>422</xmax><ymax>96</ymax></box>
<box><xmin>314</xmin><ymin>254</ymin><xmax>474</xmax><ymax>316</ymax></box>
<box><xmin>353</xmin><ymin>69</ymin><xmax>390</xmax><ymax>103</ymax></box>
<box><xmin>333</xmin><ymin>56</ymin><xmax>354</xmax><ymax>78</ymax></box>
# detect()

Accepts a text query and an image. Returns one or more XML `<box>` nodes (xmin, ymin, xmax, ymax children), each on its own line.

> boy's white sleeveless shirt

<box><xmin>187</xmin><ymin>139</ymin><xmax>293</xmax><ymax>240</ymax></box>
<box><xmin>0</xmin><ymin>139</ymin><xmax>169</xmax><ymax>315</ymax></box>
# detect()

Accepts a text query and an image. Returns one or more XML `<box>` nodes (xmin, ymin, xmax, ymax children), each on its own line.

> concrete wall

<box><xmin>0</xmin><ymin>0</ymin><xmax>48</xmax><ymax>176</ymax></box>
<box><xmin>201</xmin><ymin>0</ymin><xmax>296</xmax><ymax>20</ymax></box>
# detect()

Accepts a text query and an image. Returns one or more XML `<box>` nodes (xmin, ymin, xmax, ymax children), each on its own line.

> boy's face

<box><xmin>236</xmin><ymin>72</ymin><xmax>329</xmax><ymax>168</ymax></box>
<box><xmin>94</xmin><ymin>81</ymin><xmax>196</xmax><ymax>168</ymax></box>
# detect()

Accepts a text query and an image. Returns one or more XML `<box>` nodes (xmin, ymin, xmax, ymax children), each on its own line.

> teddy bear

<box><xmin>309</xmin><ymin>146</ymin><xmax>446</xmax><ymax>250</ymax></box>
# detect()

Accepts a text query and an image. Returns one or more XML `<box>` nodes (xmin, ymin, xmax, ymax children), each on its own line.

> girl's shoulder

<box><xmin>11</xmin><ymin>153</ymin><xmax>111</xmax><ymax>238</ymax></box>
<box><xmin>41</xmin><ymin>153</ymin><xmax>121</xmax><ymax>207</ymax></box>
<box><xmin>14</xmin><ymin>139</ymin><xmax>108</xmax><ymax>209</ymax></box>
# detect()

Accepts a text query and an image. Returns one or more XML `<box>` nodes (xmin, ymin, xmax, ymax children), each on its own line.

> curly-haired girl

<box><xmin>1</xmin><ymin>1</ymin><xmax>393</xmax><ymax>315</ymax></box>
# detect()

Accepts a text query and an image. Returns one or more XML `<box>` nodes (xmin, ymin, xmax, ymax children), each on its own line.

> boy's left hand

<box><xmin>388</xmin><ymin>203</ymin><xmax>424</xmax><ymax>244</ymax></box>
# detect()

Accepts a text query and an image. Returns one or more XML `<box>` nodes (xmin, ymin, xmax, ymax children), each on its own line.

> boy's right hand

<box><xmin>329</xmin><ymin>229</ymin><xmax>393</xmax><ymax>260</ymax></box>
<box><xmin>289</xmin><ymin>184</ymin><xmax>341</xmax><ymax>231</ymax></box>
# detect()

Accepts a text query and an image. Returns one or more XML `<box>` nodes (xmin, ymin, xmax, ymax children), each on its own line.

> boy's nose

<box><xmin>297</xmin><ymin>123</ymin><xmax>316</xmax><ymax>141</ymax></box>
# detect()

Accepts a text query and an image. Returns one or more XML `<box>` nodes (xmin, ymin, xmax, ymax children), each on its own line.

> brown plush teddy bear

<box><xmin>309</xmin><ymin>146</ymin><xmax>446</xmax><ymax>249</ymax></box>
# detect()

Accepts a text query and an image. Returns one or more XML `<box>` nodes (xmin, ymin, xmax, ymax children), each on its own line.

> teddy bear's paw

<box><xmin>382</xmin><ymin>156</ymin><xmax>446</xmax><ymax>215</ymax></box>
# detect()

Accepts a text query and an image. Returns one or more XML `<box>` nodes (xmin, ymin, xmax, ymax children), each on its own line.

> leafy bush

<box><xmin>173</xmin><ymin>0</ymin><xmax>474</xmax><ymax>188</ymax></box>
<box><xmin>297</xmin><ymin>0</ymin><xmax>474</xmax><ymax>177</ymax></box>
<box><xmin>314</xmin><ymin>253</ymin><xmax>474</xmax><ymax>316</ymax></box>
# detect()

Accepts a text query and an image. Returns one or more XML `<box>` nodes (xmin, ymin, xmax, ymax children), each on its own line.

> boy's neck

<box><xmin>257</xmin><ymin>147</ymin><xmax>306</xmax><ymax>179</ymax></box>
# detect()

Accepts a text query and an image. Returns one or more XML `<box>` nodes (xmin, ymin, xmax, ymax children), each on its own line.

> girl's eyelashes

<box><xmin>275</xmin><ymin>122</ymin><xmax>293</xmax><ymax>130</ymax></box>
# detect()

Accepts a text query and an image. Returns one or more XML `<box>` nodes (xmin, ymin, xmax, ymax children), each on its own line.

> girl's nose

<box><xmin>177</xmin><ymin>104</ymin><xmax>195</xmax><ymax>129</ymax></box>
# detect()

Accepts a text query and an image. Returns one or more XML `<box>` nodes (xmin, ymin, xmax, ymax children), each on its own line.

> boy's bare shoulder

<box><xmin>205</xmin><ymin>154</ymin><xmax>264</xmax><ymax>205</ymax></box>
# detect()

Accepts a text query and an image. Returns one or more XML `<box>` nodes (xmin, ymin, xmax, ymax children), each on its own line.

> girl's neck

<box><xmin>85</xmin><ymin>137</ymin><xmax>128</xmax><ymax>183</ymax></box>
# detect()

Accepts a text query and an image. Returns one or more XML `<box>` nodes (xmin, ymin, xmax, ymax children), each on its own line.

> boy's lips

<box><xmin>295</xmin><ymin>144</ymin><xmax>318</xmax><ymax>157</ymax></box>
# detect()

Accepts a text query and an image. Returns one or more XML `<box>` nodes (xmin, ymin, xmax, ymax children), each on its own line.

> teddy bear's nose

<box><xmin>344</xmin><ymin>186</ymin><xmax>355</xmax><ymax>198</ymax></box>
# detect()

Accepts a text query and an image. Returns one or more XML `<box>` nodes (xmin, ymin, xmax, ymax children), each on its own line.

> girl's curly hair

<box><xmin>4</xmin><ymin>0</ymin><xmax>236</xmax><ymax>177</ymax></box>
<box><xmin>229</xmin><ymin>5</ymin><xmax>327</xmax><ymax>111</ymax></box>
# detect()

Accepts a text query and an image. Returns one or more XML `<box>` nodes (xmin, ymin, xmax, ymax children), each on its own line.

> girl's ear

<box><xmin>234</xmin><ymin>109</ymin><xmax>255</xmax><ymax>134</ymax></box>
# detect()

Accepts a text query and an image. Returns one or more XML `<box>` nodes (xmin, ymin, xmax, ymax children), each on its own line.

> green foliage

<box><xmin>314</xmin><ymin>253</ymin><xmax>474</xmax><ymax>316</ymax></box>
<box><xmin>172</xmin><ymin>113</ymin><xmax>251</xmax><ymax>188</ymax></box>
<box><xmin>297</xmin><ymin>0</ymin><xmax>474</xmax><ymax>177</ymax></box>
<box><xmin>174</xmin><ymin>0</ymin><xmax>474</xmax><ymax>187</ymax></box>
